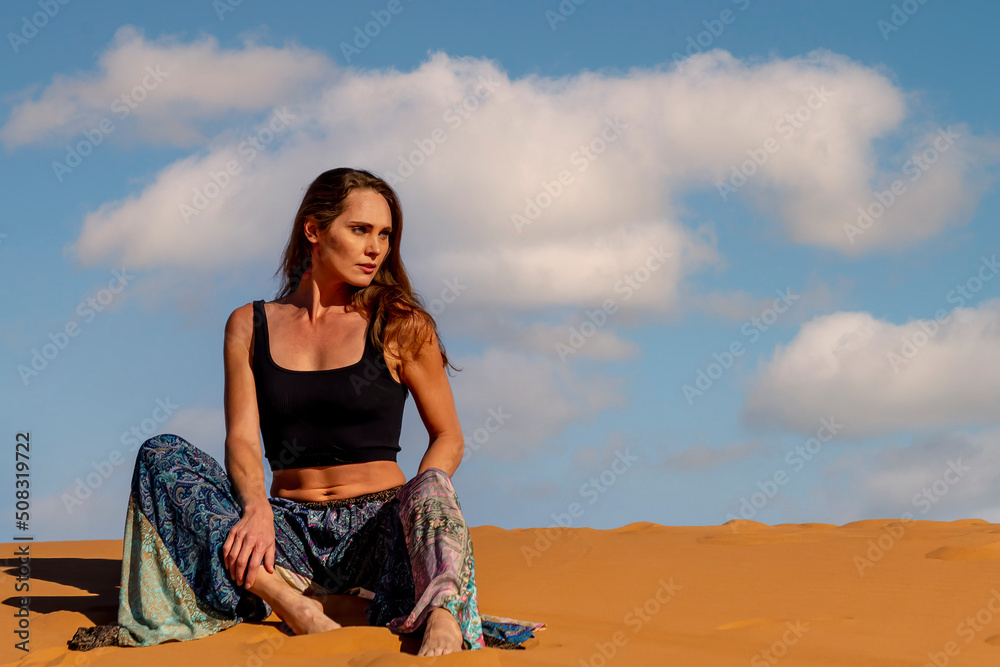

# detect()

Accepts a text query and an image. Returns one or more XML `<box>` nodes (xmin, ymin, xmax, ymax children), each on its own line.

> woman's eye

<box><xmin>352</xmin><ymin>227</ymin><xmax>389</xmax><ymax>237</ymax></box>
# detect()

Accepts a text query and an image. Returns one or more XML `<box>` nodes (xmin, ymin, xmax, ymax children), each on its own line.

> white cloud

<box><xmin>682</xmin><ymin>277</ymin><xmax>846</xmax><ymax>324</ymax></box>
<box><xmin>9</xmin><ymin>30</ymin><xmax>1000</xmax><ymax>451</ymax></box>
<box><xmin>743</xmin><ymin>296</ymin><xmax>1000</xmax><ymax>437</ymax></box>
<box><xmin>446</xmin><ymin>312</ymin><xmax>641</xmax><ymax>362</ymax></box>
<box><xmin>1</xmin><ymin>24</ymin><xmax>335</xmax><ymax>148</ymax></box>
<box><xmin>451</xmin><ymin>347</ymin><xmax>627</xmax><ymax>461</ymax></box>
<box><xmin>1</xmin><ymin>29</ymin><xmax>986</xmax><ymax>318</ymax></box>
<box><xmin>820</xmin><ymin>428</ymin><xmax>1000</xmax><ymax>523</ymax></box>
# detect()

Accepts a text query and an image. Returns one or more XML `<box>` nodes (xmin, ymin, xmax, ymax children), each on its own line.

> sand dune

<box><xmin>5</xmin><ymin>519</ymin><xmax>1000</xmax><ymax>665</ymax></box>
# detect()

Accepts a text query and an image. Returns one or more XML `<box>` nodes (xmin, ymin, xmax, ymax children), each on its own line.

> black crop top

<box><xmin>251</xmin><ymin>300</ymin><xmax>409</xmax><ymax>471</ymax></box>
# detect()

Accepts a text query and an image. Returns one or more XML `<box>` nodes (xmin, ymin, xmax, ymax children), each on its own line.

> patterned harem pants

<box><xmin>68</xmin><ymin>434</ymin><xmax>543</xmax><ymax>651</ymax></box>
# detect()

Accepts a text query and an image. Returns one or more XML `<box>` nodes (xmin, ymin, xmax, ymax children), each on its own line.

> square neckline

<box><xmin>258</xmin><ymin>300</ymin><xmax>370</xmax><ymax>374</ymax></box>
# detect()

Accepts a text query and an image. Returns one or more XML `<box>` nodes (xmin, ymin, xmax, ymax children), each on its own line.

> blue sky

<box><xmin>3</xmin><ymin>0</ymin><xmax>1000</xmax><ymax>542</ymax></box>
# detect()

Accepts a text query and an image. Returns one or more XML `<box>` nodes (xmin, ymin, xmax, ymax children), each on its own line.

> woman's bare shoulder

<box><xmin>224</xmin><ymin>302</ymin><xmax>258</xmax><ymax>350</ymax></box>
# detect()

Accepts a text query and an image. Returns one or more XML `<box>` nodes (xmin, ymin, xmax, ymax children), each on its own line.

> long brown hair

<box><xmin>273</xmin><ymin>167</ymin><xmax>459</xmax><ymax>375</ymax></box>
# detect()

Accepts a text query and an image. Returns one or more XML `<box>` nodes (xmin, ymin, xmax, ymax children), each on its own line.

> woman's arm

<box><xmin>221</xmin><ymin>303</ymin><xmax>275</xmax><ymax>587</ymax></box>
<box><xmin>223</xmin><ymin>303</ymin><xmax>271</xmax><ymax>511</ymax></box>
<box><xmin>400</xmin><ymin>314</ymin><xmax>465</xmax><ymax>477</ymax></box>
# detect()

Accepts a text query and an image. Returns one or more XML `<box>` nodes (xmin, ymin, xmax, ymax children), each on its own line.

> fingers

<box><xmin>226</xmin><ymin>525</ymin><xmax>251</xmax><ymax>582</ymax></box>
<box><xmin>237</xmin><ymin>538</ymin><xmax>261</xmax><ymax>587</ymax></box>
<box><xmin>265</xmin><ymin>543</ymin><xmax>275</xmax><ymax>573</ymax></box>
<box><xmin>231</xmin><ymin>539</ymin><xmax>246</xmax><ymax>580</ymax></box>
<box><xmin>235</xmin><ymin>547</ymin><xmax>253</xmax><ymax>586</ymax></box>
<box><xmin>247</xmin><ymin>536</ymin><xmax>278</xmax><ymax>586</ymax></box>
<box><xmin>244</xmin><ymin>549</ymin><xmax>259</xmax><ymax>588</ymax></box>
<box><xmin>223</xmin><ymin>517</ymin><xmax>276</xmax><ymax>587</ymax></box>
<box><xmin>236</xmin><ymin>539</ymin><xmax>271</xmax><ymax>587</ymax></box>
<box><xmin>231</xmin><ymin>543</ymin><xmax>246</xmax><ymax>583</ymax></box>
<box><xmin>225</xmin><ymin>532</ymin><xmax>244</xmax><ymax>580</ymax></box>
<box><xmin>222</xmin><ymin>529</ymin><xmax>235</xmax><ymax>567</ymax></box>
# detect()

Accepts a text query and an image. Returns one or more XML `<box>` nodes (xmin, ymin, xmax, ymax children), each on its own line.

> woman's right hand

<box><xmin>223</xmin><ymin>505</ymin><xmax>276</xmax><ymax>589</ymax></box>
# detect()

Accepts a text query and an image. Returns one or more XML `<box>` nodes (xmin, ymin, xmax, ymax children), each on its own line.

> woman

<box><xmin>68</xmin><ymin>168</ymin><xmax>543</xmax><ymax>656</ymax></box>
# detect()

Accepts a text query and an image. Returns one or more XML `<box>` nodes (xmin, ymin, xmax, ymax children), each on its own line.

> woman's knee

<box><xmin>405</xmin><ymin>467</ymin><xmax>455</xmax><ymax>494</ymax></box>
<box><xmin>398</xmin><ymin>469</ymin><xmax>468</xmax><ymax>525</ymax></box>
<box><xmin>400</xmin><ymin>468</ymin><xmax>460</xmax><ymax>507</ymax></box>
<box><xmin>134</xmin><ymin>433</ymin><xmax>193</xmax><ymax>471</ymax></box>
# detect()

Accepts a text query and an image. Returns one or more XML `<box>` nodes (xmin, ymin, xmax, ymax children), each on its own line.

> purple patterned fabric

<box><xmin>386</xmin><ymin>462</ymin><xmax>482</xmax><ymax>642</ymax></box>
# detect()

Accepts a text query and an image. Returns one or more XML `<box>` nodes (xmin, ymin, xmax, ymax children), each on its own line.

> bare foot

<box><xmin>280</xmin><ymin>594</ymin><xmax>342</xmax><ymax>635</ymax></box>
<box><xmin>418</xmin><ymin>607</ymin><xmax>463</xmax><ymax>656</ymax></box>
<box><xmin>245</xmin><ymin>567</ymin><xmax>341</xmax><ymax>636</ymax></box>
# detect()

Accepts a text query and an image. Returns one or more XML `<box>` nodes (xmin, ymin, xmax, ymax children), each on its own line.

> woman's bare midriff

<box><xmin>252</xmin><ymin>301</ymin><xmax>411</xmax><ymax>502</ymax></box>
<box><xmin>270</xmin><ymin>460</ymin><xmax>408</xmax><ymax>502</ymax></box>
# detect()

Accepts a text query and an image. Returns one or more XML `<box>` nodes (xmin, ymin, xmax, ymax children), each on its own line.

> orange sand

<box><xmin>5</xmin><ymin>519</ymin><xmax>1000</xmax><ymax>665</ymax></box>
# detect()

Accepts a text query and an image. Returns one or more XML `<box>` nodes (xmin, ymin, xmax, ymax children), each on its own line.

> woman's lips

<box><xmin>358</xmin><ymin>264</ymin><xmax>375</xmax><ymax>274</ymax></box>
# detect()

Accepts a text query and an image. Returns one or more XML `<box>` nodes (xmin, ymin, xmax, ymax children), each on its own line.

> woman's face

<box><xmin>305</xmin><ymin>188</ymin><xmax>392</xmax><ymax>287</ymax></box>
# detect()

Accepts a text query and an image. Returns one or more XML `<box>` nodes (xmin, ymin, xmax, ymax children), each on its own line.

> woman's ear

<box><xmin>302</xmin><ymin>215</ymin><xmax>318</xmax><ymax>243</ymax></box>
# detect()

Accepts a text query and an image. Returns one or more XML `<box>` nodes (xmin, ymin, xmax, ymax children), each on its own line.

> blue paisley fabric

<box><xmin>67</xmin><ymin>433</ymin><xmax>545</xmax><ymax>652</ymax></box>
